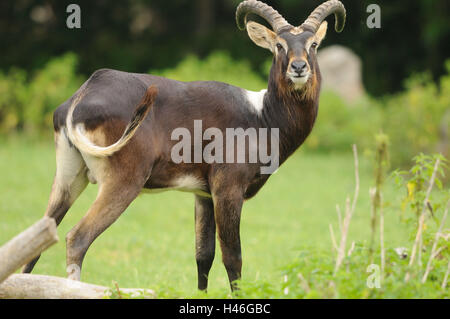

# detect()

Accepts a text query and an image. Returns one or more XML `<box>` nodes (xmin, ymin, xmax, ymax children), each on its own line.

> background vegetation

<box><xmin>0</xmin><ymin>0</ymin><xmax>449</xmax><ymax>298</ymax></box>
<box><xmin>1</xmin><ymin>51</ymin><xmax>449</xmax><ymax>169</ymax></box>
<box><xmin>0</xmin><ymin>0</ymin><xmax>449</xmax><ymax>95</ymax></box>
<box><xmin>1</xmin><ymin>138</ymin><xmax>448</xmax><ymax>298</ymax></box>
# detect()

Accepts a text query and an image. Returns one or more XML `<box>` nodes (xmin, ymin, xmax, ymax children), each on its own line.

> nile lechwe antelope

<box><xmin>22</xmin><ymin>0</ymin><xmax>346</xmax><ymax>291</ymax></box>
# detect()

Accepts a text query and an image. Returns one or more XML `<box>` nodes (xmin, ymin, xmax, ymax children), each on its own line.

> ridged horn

<box><xmin>236</xmin><ymin>0</ymin><xmax>292</xmax><ymax>34</ymax></box>
<box><xmin>300</xmin><ymin>0</ymin><xmax>346</xmax><ymax>33</ymax></box>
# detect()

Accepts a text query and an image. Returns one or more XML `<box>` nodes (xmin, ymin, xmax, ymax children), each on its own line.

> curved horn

<box><xmin>236</xmin><ymin>0</ymin><xmax>292</xmax><ymax>34</ymax></box>
<box><xmin>301</xmin><ymin>0</ymin><xmax>346</xmax><ymax>33</ymax></box>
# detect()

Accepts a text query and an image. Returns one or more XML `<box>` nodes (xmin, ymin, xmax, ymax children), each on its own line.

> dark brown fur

<box><xmin>23</xmin><ymin>25</ymin><xmax>325</xmax><ymax>292</ymax></box>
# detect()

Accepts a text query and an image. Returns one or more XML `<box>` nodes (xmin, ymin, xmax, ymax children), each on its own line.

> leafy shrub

<box><xmin>381</xmin><ymin>64</ymin><xmax>450</xmax><ymax>168</ymax></box>
<box><xmin>24</xmin><ymin>53</ymin><xmax>85</xmax><ymax>132</ymax></box>
<box><xmin>0</xmin><ymin>53</ymin><xmax>85</xmax><ymax>134</ymax></box>
<box><xmin>150</xmin><ymin>51</ymin><xmax>267</xmax><ymax>91</ymax></box>
<box><xmin>232</xmin><ymin>243</ymin><xmax>448</xmax><ymax>299</ymax></box>
<box><xmin>305</xmin><ymin>91</ymin><xmax>382</xmax><ymax>153</ymax></box>
<box><xmin>393</xmin><ymin>153</ymin><xmax>449</xmax><ymax>221</ymax></box>
<box><xmin>0</xmin><ymin>68</ymin><xmax>28</xmax><ymax>133</ymax></box>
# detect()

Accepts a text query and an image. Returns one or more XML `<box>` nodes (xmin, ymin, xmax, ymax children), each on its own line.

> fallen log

<box><xmin>0</xmin><ymin>274</ymin><xmax>155</xmax><ymax>299</ymax></box>
<box><xmin>0</xmin><ymin>217</ymin><xmax>58</xmax><ymax>283</ymax></box>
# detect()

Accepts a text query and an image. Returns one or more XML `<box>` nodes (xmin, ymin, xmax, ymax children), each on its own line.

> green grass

<box><xmin>0</xmin><ymin>136</ymin><xmax>447</xmax><ymax>298</ymax></box>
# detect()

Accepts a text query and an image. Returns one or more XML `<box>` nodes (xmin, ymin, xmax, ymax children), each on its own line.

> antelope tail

<box><xmin>65</xmin><ymin>85</ymin><xmax>158</xmax><ymax>157</ymax></box>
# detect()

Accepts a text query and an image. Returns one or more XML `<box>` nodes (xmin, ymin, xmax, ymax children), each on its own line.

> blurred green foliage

<box><xmin>381</xmin><ymin>64</ymin><xmax>450</xmax><ymax>167</ymax></box>
<box><xmin>307</xmin><ymin>62</ymin><xmax>450</xmax><ymax>169</ymax></box>
<box><xmin>0</xmin><ymin>53</ymin><xmax>85</xmax><ymax>134</ymax></box>
<box><xmin>0</xmin><ymin>68</ymin><xmax>28</xmax><ymax>133</ymax></box>
<box><xmin>0</xmin><ymin>52</ymin><xmax>448</xmax><ymax>170</ymax></box>
<box><xmin>150</xmin><ymin>51</ymin><xmax>266</xmax><ymax>90</ymax></box>
<box><xmin>0</xmin><ymin>1</ymin><xmax>449</xmax><ymax>96</ymax></box>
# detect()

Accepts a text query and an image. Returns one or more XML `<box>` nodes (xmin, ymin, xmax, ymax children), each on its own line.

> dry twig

<box><xmin>422</xmin><ymin>200</ymin><xmax>449</xmax><ymax>283</ymax></box>
<box><xmin>442</xmin><ymin>260</ymin><xmax>450</xmax><ymax>289</ymax></box>
<box><xmin>329</xmin><ymin>224</ymin><xmax>338</xmax><ymax>254</ymax></box>
<box><xmin>334</xmin><ymin>145</ymin><xmax>359</xmax><ymax>275</ymax></box>
<box><xmin>405</xmin><ymin>158</ymin><xmax>441</xmax><ymax>282</ymax></box>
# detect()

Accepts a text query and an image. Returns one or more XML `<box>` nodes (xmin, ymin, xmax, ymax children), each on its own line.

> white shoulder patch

<box><xmin>245</xmin><ymin>89</ymin><xmax>267</xmax><ymax>114</ymax></box>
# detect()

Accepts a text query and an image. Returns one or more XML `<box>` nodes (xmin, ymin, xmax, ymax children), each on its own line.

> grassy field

<box><xmin>0</xmin><ymin>136</ymin><xmax>447</xmax><ymax>298</ymax></box>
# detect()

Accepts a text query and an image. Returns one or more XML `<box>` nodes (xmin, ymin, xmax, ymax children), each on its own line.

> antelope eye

<box><xmin>276</xmin><ymin>43</ymin><xmax>283</xmax><ymax>51</ymax></box>
<box><xmin>311</xmin><ymin>42</ymin><xmax>318</xmax><ymax>49</ymax></box>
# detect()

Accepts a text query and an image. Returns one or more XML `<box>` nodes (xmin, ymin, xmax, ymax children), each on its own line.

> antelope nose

<box><xmin>291</xmin><ymin>61</ymin><xmax>307</xmax><ymax>74</ymax></box>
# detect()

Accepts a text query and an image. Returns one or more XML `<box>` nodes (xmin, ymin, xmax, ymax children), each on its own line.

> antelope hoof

<box><xmin>66</xmin><ymin>264</ymin><xmax>81</xmax><ymax>281</ymax></box>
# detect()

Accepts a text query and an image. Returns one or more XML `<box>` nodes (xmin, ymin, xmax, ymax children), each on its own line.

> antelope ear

<box><xmin>315</xmin><ymin>21</ymin><xmax>328</xmax><ymax>45</ymax></box>
<box><xmin>246</xmin><ymin>21</ymin><xmax>277</xmax><ymax>52</ymax></box>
